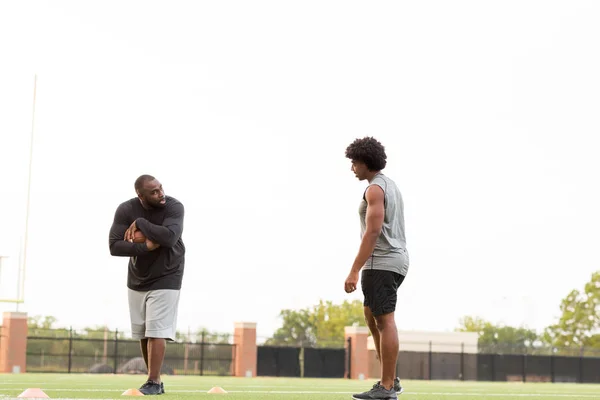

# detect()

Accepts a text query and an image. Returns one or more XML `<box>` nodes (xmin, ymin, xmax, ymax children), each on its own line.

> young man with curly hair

<box><xmin>344</xmin><ymin>137</ymin><xmax>409</xmax><ymax>400</ymax></box>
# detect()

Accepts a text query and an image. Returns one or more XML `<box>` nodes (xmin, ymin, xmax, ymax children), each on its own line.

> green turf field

<box><xmin>1</xmin><ymin>374</ymin><xmax>599</xmax><ymax>400</ymax></box>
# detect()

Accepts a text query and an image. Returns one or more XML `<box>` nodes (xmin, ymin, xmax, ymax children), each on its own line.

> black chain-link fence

<box><xmin>26</xmin><ymin>328</ymin><xmax>235</xmax><ymax>376</ymax></box>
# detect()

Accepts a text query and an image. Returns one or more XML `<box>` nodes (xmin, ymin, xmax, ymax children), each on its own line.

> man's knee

<box><xmin>364</xmin><ymin>308</ymin><xmax>377</xmax><ymax>329</ymax></box>
<box><xmin>365</xmin><ymin>317</ymin><xmax>377</xmax><ymax>331</ymax></box>
<box><xmin>147</xmin><ymin>337</ymin><xmax>166</xmax><ymax>341</ymax></box>
<box><xmin>374</xmin><ymin>313</ymin><xmax>395</xmax><ymax>331</ymax></box>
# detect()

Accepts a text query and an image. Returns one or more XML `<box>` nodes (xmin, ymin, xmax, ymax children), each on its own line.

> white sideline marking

<box><xmin>227</xmin><ymin>392</ymin><xmax>600</xmax><ymax>397</ymax></box>
<box><xmin>3</xmin><ymin>391</ymin><xmax>600</xmax><ymax>398</ymax></box>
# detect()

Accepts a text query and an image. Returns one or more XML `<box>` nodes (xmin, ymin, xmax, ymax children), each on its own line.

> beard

<box><xmin>146</xmin><ymin>198</ymin><xmax>166</xmax><ymax>209</ymax></box>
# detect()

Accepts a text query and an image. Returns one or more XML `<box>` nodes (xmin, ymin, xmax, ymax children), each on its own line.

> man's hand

<box><xmin>124</xmin><ymin>220</ymin><xmax>138</xmax><ymax>242</ymax></box>
<box><xmin>345</xmin><ymin>271</ymin><xmax>360</xmax><ymax>293</ymax></box>
<box><xmin>146</xmin><ymin>239</ymin><xmax>160</xmax><ymax>251</ymax></box>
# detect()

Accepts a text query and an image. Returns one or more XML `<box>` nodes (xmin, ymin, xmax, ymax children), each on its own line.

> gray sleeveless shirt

<box><xmin>358</xmin><ymin>173</ymin><xmax>409</xmax><ymax>276</ymax></box>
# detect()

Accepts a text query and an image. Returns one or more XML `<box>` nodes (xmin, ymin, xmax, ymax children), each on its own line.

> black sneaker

<box><xmin>375</xmin><ymin>378</ymin><xmax>403</xmax><ymax>394</ymax></box>
<box><xmin>394</xmin><ymin>377</ymin><xmax>403</xmax><ymax>394</ymax></box>
<box><xmin>161</xmin><ymin>382</ymin><xmax>165</xmax><ymax>394</ymax></box>
<box><xmin>139</xmin><ymin>380</ymin><xmax>162</xmax><ymax>395</ymax></box>
<box><xmin>352</xmin><ymin>382</ymin><xmax>397</xmax><ymax>400</ymax></box>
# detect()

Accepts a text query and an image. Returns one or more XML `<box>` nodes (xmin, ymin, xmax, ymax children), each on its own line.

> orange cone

<box><xmin>18</xmin><ymin>388</ymin><xmax>49</xmax><ymax>398</ymax></box>
<box><xmin>207</xmin><ymin>386</ymin><xmax>227</xmax><ymax>394</ymax></box>
<box><xmin>121</xmin><ymin>389</ymin><xmax>144</xmax><ymax>396</ymax></box>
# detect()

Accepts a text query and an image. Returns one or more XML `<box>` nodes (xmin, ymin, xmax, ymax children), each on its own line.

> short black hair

<box><xmin>134</xmin><ymin>174</ymin><xmax>156</xmax><ymax>192</ymax></box>
<box><xmin>345</xmin><ymin>137</ymin><xmax>387</xmax><ymax>171</ymax></box>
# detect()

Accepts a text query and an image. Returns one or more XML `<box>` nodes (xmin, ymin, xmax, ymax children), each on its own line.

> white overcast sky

<box><xmin>1</xmin><ymin>0</ymin><xmax>599</xmax><ymax>340</ymax></box>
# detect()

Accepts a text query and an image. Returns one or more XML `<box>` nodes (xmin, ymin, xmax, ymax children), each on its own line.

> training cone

<box><xmin>207</xmin><ymin>386</ymin><xmax>227</xmax><ymax>394</ymax></box>
<box><xmin>121</xmin><ymin>389</ymin><xmax>144</xmax><ymax>396</ymax></box>
<box><xmin>18</xmin><ymin>388</ymin><xmax>49</xmax><ymax>398</ymax></box>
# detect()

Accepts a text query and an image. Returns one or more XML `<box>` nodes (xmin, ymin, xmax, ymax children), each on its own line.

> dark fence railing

<box><xmin>255</xmin><ymin>337</ymin><xmax>600</xmax><ymax>383</ymax></box>
<box><xmin>394</xmin><ymin>343</ymin><xmax>600</xmax><ymax>384</ymax></box>
<box><xmin>23</xmin><ymin>328</ymin><xmax>600</xmax><ymax>383</ymax></box>
<box><xmin>256</xmin><ymin>335</ymin><xmax>348</xmax><ymax>378</ymax></box>
<box><xmin>257</xmin><ymin>345</ymin><xmax>347</xmax><ymax>378</ymax></box>
<box><xmin>26</xmin><ymin>328</ymin><xmax>235</xmax><ymax>376</ymax></box>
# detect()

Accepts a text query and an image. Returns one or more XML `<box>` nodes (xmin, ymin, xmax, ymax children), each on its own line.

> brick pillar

<box><xmin>345</xmin><ymin>326</ymin><xmax>370</xmax><ymax>380</ymax></box>
<box><xmin>233</xmin><ymin>322</ymin><xmax>257</xmax><ymax>377</ymax></box>
<box><xmin>0</xmin><ymin>312</ymin><xmax>28</xmax><ymax>373</ymax></box>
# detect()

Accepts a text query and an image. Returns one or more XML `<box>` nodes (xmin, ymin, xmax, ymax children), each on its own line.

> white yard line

<box><xmin>3</xmin><ymin>390</ymin><xmax>600</xmax><ymax>398</ymax></box>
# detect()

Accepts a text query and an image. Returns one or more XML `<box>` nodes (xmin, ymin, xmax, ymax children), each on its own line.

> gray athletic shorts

<box><xmin>128</xmin><ymin>288</ymin><xmax>180</xmax><ymax>341</ymax></box>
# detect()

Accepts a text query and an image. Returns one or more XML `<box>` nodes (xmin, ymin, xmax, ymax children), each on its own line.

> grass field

<box><xmin>1</xmin><ymin>374</ymin><xmax>599</xmax><ymax>400</ymax></box>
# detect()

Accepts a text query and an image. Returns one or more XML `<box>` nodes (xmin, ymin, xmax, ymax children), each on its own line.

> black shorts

<box><xmin>361</xmin><ymin>269</ymin><xmax>405</xmax><ymax>317</ymax></box>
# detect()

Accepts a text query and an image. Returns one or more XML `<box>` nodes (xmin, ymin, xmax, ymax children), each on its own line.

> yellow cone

<box><xmin>207</xmin><ymin>386</ymin><xmax>227</xmax><ymax>394</ymax></box>
<box><xmin>18</xmin><ymin>388</ymin><xmax>49</xmax><ymax>398</ymax></box>
<box><xmin>121</xmin><ymin>389</ymin><xmax>144</xmax><ymax>396</ymax></box>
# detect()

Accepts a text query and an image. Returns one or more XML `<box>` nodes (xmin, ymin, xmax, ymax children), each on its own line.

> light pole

<box><xmin>16</xmin><ymin>74</ymin><xmax>37</xmax><ymax>311</ymax></box>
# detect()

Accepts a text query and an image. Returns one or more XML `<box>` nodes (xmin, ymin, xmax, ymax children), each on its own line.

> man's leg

<box><xmin>140</xmin><ymin>338</ymin><xmax>149</xmax><ymax>368</ymax></box>
<box><xmin>374</xmin><ymin>312</ymin><xmax>399</xmax><ymax>391</ymax></box>
<box><xmin>353</xmin><ymin>270</ymin><xmax>395</xmax><ymax>399</ymax></box>
<box><xmin>128</xmin><ymin>289</ymin><xmax>149</xmax><ymax>368</ymax></box>
<box><xmin>364</xmin><ymin>306</ymin><xmax>381</xmax><ymax>362</ymax></box>
<box><xmin>147</xmin><ymin>338</ymin><xmax>166</xmax><ymax>383</ymax></box>
<box><xmin>367</xmin><ymin>306</ymin><xmax>402</xmax><ymax>393</ymax></box>
<box><xmin>143</xmin><ymin>289</ymin><xmax>180</xmax><ymax>388</ymax></box>
<box><xmin>353</xmin><ymin>270</ymin><xmax>404</xmax><ymax>400</ymax></box>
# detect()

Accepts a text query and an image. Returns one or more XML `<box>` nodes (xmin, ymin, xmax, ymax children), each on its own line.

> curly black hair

<box><xmin>345</xmin><ymin>137</ymin><xmax>387</xmax><ymax>171</ymax></box>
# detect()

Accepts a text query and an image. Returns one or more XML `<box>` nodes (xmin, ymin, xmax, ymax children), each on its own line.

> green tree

<box><xmin>194</xmin><ymin>327</ymin><xmax>231</xmax><ymax>344</ymax></box>
<box><xmin>28</xmin><ymin>315</ymin><xmax>61</xmax><ymax>332</ymax></box>
<box><xmin>266</xmin><ymin>300</ymin><xmax>365</xmax><ymax>348</ymax></box>
<box><xmin>456</xmin><ymin>316</ymin><xmax>488</xmax><ymax>334</ymax></box>
<box><xmin>265</xmin><ymin>308</ymin><xmax>316</xmax><ymax>347</ymax></box>
<box><xmin>78</xmin><ymin>325</ymin><xmax>127</xmax><ymax>340</ymax></box>
<box><xmin>457</xmin><ymin>316</ymin><xmax>539</xmax><ymax>354</ymax></box>
<box><xmin>312</xmin><ymin>300</ymin><xmax>365</xmax><ymax>347</ymax></box>
<box><xmin>542</xmin><ymin>271</ymin><xmax>600</xmax><ymax>354</ymax></box>
<box><xmin>175</xmin><ymin>327</ymin><xmax>232</xmax><ymax>344</ymax></box>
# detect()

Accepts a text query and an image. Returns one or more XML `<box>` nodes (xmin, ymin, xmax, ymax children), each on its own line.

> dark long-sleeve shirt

<box><xmin>109</xmin><ymin>196</ymin><xmax>185</xmax><ymax>291</ymax></box>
